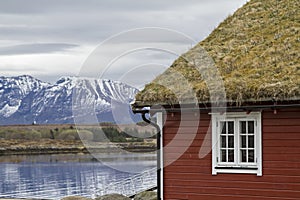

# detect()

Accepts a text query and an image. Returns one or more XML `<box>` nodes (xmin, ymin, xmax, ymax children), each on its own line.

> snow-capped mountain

<box><xmin>0</xmin><ymin>75</ymin><xmax>50</xmax><ymax>118</ymax></box>
<box><xmin>0</xmin><ymin>75</ymin><xmax>139</xmax><ymax>125</ymax></box>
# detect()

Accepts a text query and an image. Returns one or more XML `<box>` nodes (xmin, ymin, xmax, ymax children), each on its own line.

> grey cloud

<box><xmin>0</xmin><ymin>65</ymin><xmax>40</xmax><ymax>72</ymax></box>
<box><xmin>0</xmin><ymin>0</ymin><xmax>247</xmax><ymax>44</ymax></box>
<box><xmin>0</xmin><ymin>0</ymin><xmax>202</xmax><ymax>14</ymax></box>
<box><xmin>0</xmin><ymin>43</ymin><xmax>79</xmax><ymax>55</ymax></box>
<box><xmin>0</xmin><ymin>0</ymin><xmax>248</xmax><ymax>82</ymax></box>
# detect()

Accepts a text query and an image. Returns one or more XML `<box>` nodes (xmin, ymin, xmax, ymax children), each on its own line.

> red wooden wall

<box><xmin>162</xmin><ymin>108</ymin><xmax>300</xmax><ymax>200</ymax></box>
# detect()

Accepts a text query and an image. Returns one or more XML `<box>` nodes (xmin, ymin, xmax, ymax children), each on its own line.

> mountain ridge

<box><xmin>0</xmin><ymin>75</ymin><xmax>139</xmax><ymax>125</ymax></box>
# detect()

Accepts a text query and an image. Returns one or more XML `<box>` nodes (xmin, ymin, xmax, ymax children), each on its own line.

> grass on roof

<box><xmin>135</xmin><ymin>0</ymin><xmax>300</xmax><ymax>106</ymax></box>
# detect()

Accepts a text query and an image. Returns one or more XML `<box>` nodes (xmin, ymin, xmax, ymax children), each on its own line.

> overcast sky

<box><xmin>0</xmin><ymin>0</ymin><xmax>247</xmax><ymax>88</ymax></box>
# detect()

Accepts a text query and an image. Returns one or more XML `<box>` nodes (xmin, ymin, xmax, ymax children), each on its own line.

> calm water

<box><xmin>0</xmin><ymin>153</ymin><xmax>156</xmax><ymax>199</ymax></box>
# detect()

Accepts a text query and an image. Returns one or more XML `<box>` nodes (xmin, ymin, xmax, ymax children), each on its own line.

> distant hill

<box><xmin>135</xmin><ymin>0</ymin><xmax>300</xmax><ymax>106</ymax></box>
<box><xmin>0</xmin><ymin>75</ymin><xmax>139</xmax><ymax>125</ymax></box>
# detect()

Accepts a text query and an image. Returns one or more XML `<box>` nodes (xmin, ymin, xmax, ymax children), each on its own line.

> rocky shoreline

<box><xmin>0</xmin><ymin>191</ymin><xmax>157</xmax><ymax>200</ymax></box>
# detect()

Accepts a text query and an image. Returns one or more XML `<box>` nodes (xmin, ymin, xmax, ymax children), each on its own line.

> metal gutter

<box><xmin>133</xmin><ymin>111</ymin><xmax>161</xmax><ymax>200</ymax></box>
<box><xmin>133</xmin><ymin>103</ymin><xmax>300</xmax><ymax>113</ymax></box>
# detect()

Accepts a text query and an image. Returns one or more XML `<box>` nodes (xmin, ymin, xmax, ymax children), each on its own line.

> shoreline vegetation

<box><xmin>0</xmin><ymin>124</ymin><xmax>157</xmax><ymax>156</ymax></box>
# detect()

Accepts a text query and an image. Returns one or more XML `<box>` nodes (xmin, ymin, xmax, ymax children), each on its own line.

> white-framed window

<box><xmin>212</xmin><ymin>112</ymin><xmax>262</xmax><ymax>176</ymax></box>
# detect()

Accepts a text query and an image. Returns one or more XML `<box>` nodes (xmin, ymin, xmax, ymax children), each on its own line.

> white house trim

<box><xmin>212</xmin><ymin>112</ymin><xmax>262</xmax><ymax>176</ymax></box>
<box><xmin>156</xmin><ymin>112</ymin><xmax>164</xmax><ymax>200</ymax></box>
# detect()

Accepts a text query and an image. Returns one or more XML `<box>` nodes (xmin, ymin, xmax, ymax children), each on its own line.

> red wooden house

<box><xmin>132</xmin><ymin>0</ymin><xmax>300</xmax><ymax>199</ymax></box>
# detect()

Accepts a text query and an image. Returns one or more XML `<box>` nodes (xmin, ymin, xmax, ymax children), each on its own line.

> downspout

<box><xmin>134</xmin><ymin>110</ymin><xmax>161</xmax><ymax>200</ymax></box>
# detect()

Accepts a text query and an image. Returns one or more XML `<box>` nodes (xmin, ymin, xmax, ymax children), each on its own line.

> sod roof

<box><xmin>134</xmin><ymin>0</ymin><xmax>300</xmax><ymax>107</ymax></box>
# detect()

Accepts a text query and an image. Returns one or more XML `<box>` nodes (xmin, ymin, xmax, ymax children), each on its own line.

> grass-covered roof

<box><xmin>134</xmin><ymin>0</ymin><xmax>300</xmax><ymax>107</ymax></box>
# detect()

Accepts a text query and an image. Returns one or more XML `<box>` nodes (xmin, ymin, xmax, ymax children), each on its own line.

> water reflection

<box><xmin>0</xmin><ymin>153</ymin><xmax>156</xmax><ymax>199</ymax></box>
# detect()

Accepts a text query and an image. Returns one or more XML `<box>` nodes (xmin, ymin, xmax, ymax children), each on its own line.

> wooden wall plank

<box><xmin>162</xmin><ymin>108</ymin><xmax>300</xmax><ymax>199</ymax></box>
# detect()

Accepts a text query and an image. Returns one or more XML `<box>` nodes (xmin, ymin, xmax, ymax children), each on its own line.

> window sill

<box><xmin>215</xmin><ymin>166</ymin><xmax>258</xmax><ymax>170</ymax></box>
<box><xmin>213</xmin><ymin>166</ymin><xmax>262</xmax><ymax>176</ymax></box>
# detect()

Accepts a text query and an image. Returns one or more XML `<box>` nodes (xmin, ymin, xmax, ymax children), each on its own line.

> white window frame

<box><xmin>212</xmin><ymin>112</ymin><xmax>262</xmax><ymax>176</ymax></box>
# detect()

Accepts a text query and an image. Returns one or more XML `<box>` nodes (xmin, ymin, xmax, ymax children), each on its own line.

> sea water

<box><xmin>0</xmin><ymin>153</ymin><xmax>156</xmax><ymax>199</ymax></box>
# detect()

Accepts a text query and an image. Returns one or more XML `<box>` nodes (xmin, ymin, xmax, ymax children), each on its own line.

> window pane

<box><xmin>228</xmin><ymin>136</ymin><xmax>234</xmax><ymax>148</ymax></box>
<box><xmin>241</xmin><ymin>150</ymin><xmax>247</xmax><ymax>162</ymax></box>
<box><xmin>248</xmin><ymin>150</ymin><xmax>255</xmax><ymax>162</ymax></box>
<box><xmin>228</xmin><ymin>150</ymin><xmax>234</xmax><ymax>162</ymax></box>
<box><xmin>221</xmin><ymin>150</ymin><xmax>227</xmax><ymax>162</ymax></box>
<box><xmin>241</xmin><ymin>136</ymin><xmax>246</xmax><ymax>148</ymax></box>
<box><xmin>228</xmin><ymin>121</ymin><xmax>234</xmax><ymax>134</ymax></box>
<box><xmin>221</xmin><ymin>122</ymin><xmax>226</xmax><ymax>134</ymax></box>
<box><xmin>221</xmin><ymin>136</ymin><xmax>226</xmax><ymax>148</ymax></box>
<box><xmin>248</xmin><ymin>135</ymin><xmax>254</xmax><ymax>148</ymax></box>
<box><xmin>240</xmin><ymin>121</ymin><xmax>246</xmax><ymax>134</ymax></box>
<box><xmin>248</xmin><ymin>121</ymin><xmax>254</xmax><ymax>134</ymax></box>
